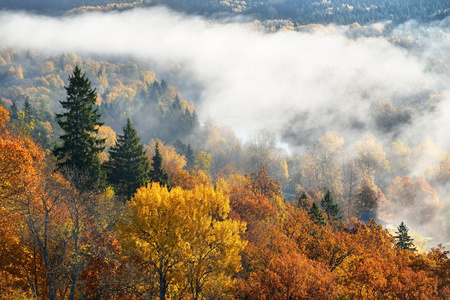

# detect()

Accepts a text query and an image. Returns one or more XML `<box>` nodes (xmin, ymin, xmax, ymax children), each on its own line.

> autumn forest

<box><xmin>1</xmin><ymin>0</ymin><xmax>450</xmax><ymax>299</ymax></box>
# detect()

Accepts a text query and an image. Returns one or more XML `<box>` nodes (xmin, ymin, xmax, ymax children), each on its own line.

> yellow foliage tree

<box><xmin>96</xmin><ymin>125</ymin><xmax>117</xmax><ymax>163</ymax></box>
<box><xmin>118</xmin><ymin>183</ymin><xmax>246</xmax><ymax>300</ymax></box>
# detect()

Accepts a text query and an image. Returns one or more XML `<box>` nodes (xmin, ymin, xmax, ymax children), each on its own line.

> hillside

<box><xmin>0</xmin><ymin>2</ymin><xmax>449</xmax><ymax>299</ymax></box>
<box><xmin>0</xmin><ymin>0</ymin><xmax>448</xmax><ymax>24</ymax></box>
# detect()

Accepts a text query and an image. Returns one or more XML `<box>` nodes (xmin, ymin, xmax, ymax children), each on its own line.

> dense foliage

<box><xmin>1</xmin><ymin>108</ymin><xmax>449</xmax><ymax>298</ymax></box>
<box><xmin>156</xmin><ymin>0</ymin><xmax>449</xmax><ymax>25</ymax></box>
<box><xmin>1</xmin><ymin>0</ymin><xmax>448</xmax><ymax>25</ymax></box>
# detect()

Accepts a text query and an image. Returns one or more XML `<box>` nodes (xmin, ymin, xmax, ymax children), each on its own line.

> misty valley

<box><xmin>0</xmin><ymin>1</ymin><xmax>449</xmax><ymax>299</ymax></box>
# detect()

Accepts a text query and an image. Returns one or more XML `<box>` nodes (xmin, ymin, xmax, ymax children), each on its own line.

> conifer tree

<box><xmin>149</xmin><ymin>142</ymin><xmax>170</xmax><ymax>188</ymax></box>
<box><xmin>185</xmin><ymin>144</ymin><xmax>196</xmax><ymax>170</ymax></box>
<box><xmin>53</xmin><ymin>66</ymin><xmax>105</xmax><ymax>189</ymax></box>
<box><xmin>106</xmin><ymin>118</ymin><xmax>150</xmax><ymax>200</ymax></box>
<box><xmin>394</xmin><ymin>222</ymin><xmax>417</xmax><ymax>251</ymax></box>
<box><xmin>9</xmin><ymin>101</ymin><xmax>18</xmax><ymax>121</ymax></box>
<box><xmin>23</xmin><ymin>98</ymin><xmax>35</xmax><ymax>124</ymax></box>
<box><xmin>309</xmin><ymin>202</ymin><xmax>326</xmax><ymax>226</ymax></box>
<box><xmin>321</xmin><ymin>190</ymin><xmax>341</xmax><ymax>221</ymax></box>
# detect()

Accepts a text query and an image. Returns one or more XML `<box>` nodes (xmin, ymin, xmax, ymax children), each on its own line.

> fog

<box><xmin>0</xmin><ymin>7</ymin><xmax>448</xmax><ymax>146</ymax></box>
<box><xmin>1</xmin><ymin>7</ymin><xmax>450</xmax><ymax>243</ymax></box>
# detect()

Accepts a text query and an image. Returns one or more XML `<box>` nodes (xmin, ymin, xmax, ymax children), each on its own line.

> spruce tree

<box><xmin>185</xmin><ymin>144</ymin><xmax>195</xmax><ymax>170</ymax></box>
<box><xmin>149</xmin><ymin>142</ymin><xmax>170</xmax><ymax>188</ymax></box>
<box><xmin>9</xmin><ymin>101</ymin><xmax>19</xmax><ymax>120</ymax></box>
<box><xmin>321</xmin><ymin>190</ymin><xmax>341</xmax><ymax>221</ymax></box>
<box><xmin>106</xmin><ymin>118</ymin><xmax>150</xmax><ymax>200</ymax></box>
<box><xmin>53</xmin><ymin>66</ymin><xmax>105</xmax><ymax>189</ymax></box>
<box><xmin>309</xmin><ymin>202</ymin><xmax>326</xmax><ymax>226</ymax></box>
<box><xmin>23</xmin><ymin>98</ymin><xmax>35</xmax><ymax>124</ymax></box>
<box><xmin>394</xmin><ymin>222</ymin><xmax>417</xmax><ymax>251</ymax></box>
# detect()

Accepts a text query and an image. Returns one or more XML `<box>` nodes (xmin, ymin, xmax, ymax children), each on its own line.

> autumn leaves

<box><xmin>119</xmin><ymin>183</ymin><xmax>246</xmax><ymax>299</ymax></box>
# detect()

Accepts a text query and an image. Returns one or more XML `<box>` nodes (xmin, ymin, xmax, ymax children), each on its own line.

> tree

<box><xmin>297</xmin><ymin>192</ymin><xmax>311</xmax><ymax>210</ymax></box>
<box><xmin>321</xmin><ymin>190</ymin><xmax>340</xmax><ymax>221</ymax></box>
<box><xmin>309</xmin><ymin>202</ymin><xmax>326</xmax><ymax>226</ymax></box>
<box><xmin>394</xmin><ymin>222</ymin><xmax>417</xmax><ymax>252</ymax></box>
<box><xmin>106</xmin><ymin>118</ymin><xmax>149</xmax><ymax>200</ymax></box>
<box><xmin>53</xmin><ymin>66</ymin><xmax>105</xmax><ymax>189</ymax></box>
<box><xmin>174</xmin><ymin>139</ymin><xmax>196</xmax><ymax>170</ymax></box>
<box><xmin>149</xmin><ymin>142</ymin><xmax>170</xmax><ymax>188</ymax></box>
<box><xmin>20</xmin><ymin>166</ymin><xmax>121</xmax><ymax>300</ymax></box>
<box><xmin>9</xmin><ymin>101</ymin><xmax>19</xmax><ymax>121</ymax></box>
<box><xmin>353</xmin><ymin>176</ymin><xmax>384</xmax><ymax>218</ymax></box>
<box><xmin>302</xmin><ymin>132</ymin><xmax>344</xmax><ymax>197</ymax></box>
<box><xmin>0</xmin><ymin>106</ymin><xmax>44</xmax><ymax>298</ymax></box>
<box><xmin>385</xmin><ymin>176</ymin><xmax>439</xmax><ymax>226</ymax></box>
<box><xmin>185</xmin><ymin>144</ymin><xmax>196</xmax><ymax>169</ymax></box>
<box><xmin>355</xmin><ymin>134</ymin><xmax>390</xmax><ymax>185</ymax></box>
<box><xmin>235</xmin><ymin>234</ymin><xmax>338</xmax><ymax>300</ymax></box>
<box><xmin>118</xmin><ymin>183</ymin><xmax>246</xmax><ymax>300</ymax></box>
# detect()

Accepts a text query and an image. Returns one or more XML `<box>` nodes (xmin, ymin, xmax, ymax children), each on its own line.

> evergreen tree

<box><xmin>321</xmin><ymin>190</ymin><xmax>341</xmax><ymax>221</ymax></box>
<box><xmin>53</xmin><ymin>66</ymin><xmax>105</xmax><ymax>189</ymax></box>
<box><xmin>174</xmin><ymin>139</ymin><xmax>196</xmax><ymax>170</ymax></box>
<box><xmin>309</xmin><ymin>202</ymin><xmax>326</xmax><ymax>226</ymax></box>
<box><xmin>23</xmin><ymin>98</ymin><xmax>35</xmax><ymax>124</ymax></box>
<box><xmin>149</xmin><ymin>142</ymin><xmax>170</xmax><ymax>188</ymax></box>
<box><xmin>185</xmin><ymin>144</ymin><xmax>196</xmax><ymax>170</ymax></box>
<box><xmin>394</xmin><ymin>222</ymin><xmax>417</xmax><ymax>251</ymax></box>
<box><xmin>9</xmin><ymin>101</ymin><xmax>19</xmax><ymax>120</ymax></box>
<box><xmin>106</xmin><ymin>118</ymin><xmax>150</xmax><ymax>201</ymax></box>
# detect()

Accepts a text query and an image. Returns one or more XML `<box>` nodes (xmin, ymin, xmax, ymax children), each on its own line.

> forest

<box><xmin>0</xmin><ymin>0</ymin><xmax>448</xmax><ymax>25</ymax></box>
<box><xmin>0</xmin><ymin>45</ymin><xmax>449</xmax><ymax>299</ymax></box>
<box><xmin>0</xmin><ymin>0</ymin><xmax>450</xmax><ymax>299</ymax></box>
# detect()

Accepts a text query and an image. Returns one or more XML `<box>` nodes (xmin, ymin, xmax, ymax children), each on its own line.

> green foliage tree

<box><xmin>106</xmin><ymin>118</ymin><xmax>150</xmax><ymax>200</ymax></box>
<box><xmin>174</xmin><ymin>139</ymin><xmax>196</xmax><ymax>170</ymax></box>
<box><xmin>23</xmin><ymin>98</ymin><xmax>35</xmax><ymax>124</ymax></box>
<box><xmin>394</xmin><ymin>222</ymin><xmax>417</xmax><ymax>252</ymax></box>
<box><xmin>149</xmin><ymin>142</ymin><xmax>170</xmax><ymax>188</ymax></box>
<box><xmin>321</xmin><ymin>190</ymin><xmax>340</xmax><ymax>221</ymax></box>
<box><xmin>185</xmin><ymin>144</ymin><xmax>195</xmax><ymax>169</ymax></box>
<box><xmin>53</xmin><ymin>66</ymin><xmax>105</xmax><ymax>189</ymax></box>
<box><xmin>9</xmin><ymin>101</ymin><xmax>19</xmax><ymax>121</ymax></box>
<box><xmin>309</xmin><ymin>202</ymin><xmax>326</xmax><ymax>226</ymax></box>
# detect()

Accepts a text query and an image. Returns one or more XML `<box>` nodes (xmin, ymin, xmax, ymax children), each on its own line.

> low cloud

<box><xmin>0</xmin><ymin>7</ymin><xmax>448</xmax><ymax>150</ymax></box>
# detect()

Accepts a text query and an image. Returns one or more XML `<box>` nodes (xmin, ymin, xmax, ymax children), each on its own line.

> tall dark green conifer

<box><xmin>185</xmin><ymin>144</ymin><xmax>195</xmax><ymax>170</ymax></box>
<box><xmin>23</xmin><ymin>98</ymin><xmax>35</xmax><ymax>124</ymax></box>
<box><xmin>106</xmin><ymin>118</ymin><xmax>150</xmax><ymax>200</ymax></box>
<box><xmin>394</xmin><ymin>222</ymin><xmax>417</xmax><ymax>252</ymax></box>
<box><xmin>321</xmin><ymin>190</ymin><xmax>341</xmax><ymax>221</ymax></box>
<box><xmin>149</xmin><ymin>142</ymin><xmax>170</xmax><ymax>188</ymax></box>
<box><xmin>309</xmin><ymin>202</ymin><xmax>326</xmax><ymax>226</ymax></box>
<box><xmin>53</xmin><ymin>66</ymin><xmax>105</xmax><ymax>189</ymax></box>
<box><xmin>9</xmin><ymin>102</ymin><xmax>19</xmax><ymax>120</ymax></box>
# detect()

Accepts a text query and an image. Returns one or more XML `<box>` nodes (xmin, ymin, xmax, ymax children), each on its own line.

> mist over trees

<box><xmin>0</xmin><ymin>2</ymin><xmax>450</xmax><ymax>298</ymax></box>
<box><xmin>1</xmin><ymin>0</ymin><xmax>448</xmax><ymax>25</ymax></box>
